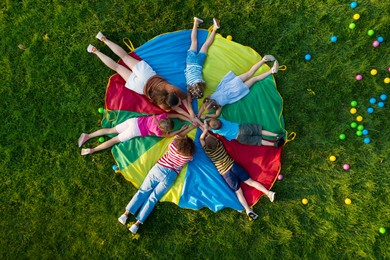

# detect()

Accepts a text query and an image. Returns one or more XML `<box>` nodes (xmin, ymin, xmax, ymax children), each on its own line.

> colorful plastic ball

<box><xmin>329</xmin><ymin>155</ymin><xmax>336</xmax><ymax>162</ymax></box>
<box><xmin>98</xmin><ymin>137</ymin><xmax>105</xmax><ymax>143</ymax></box>
<box><xmin>350</xmin><ymin>122</ymin><xmax>357</xmax><ymax>128</ymax></box>
<box><xmin>349</xmin><ymin>23</ymin><xmax>356</xmax><ymax>29</ymax></box>
<box><xmin>364</xmin><ymin>137</ymin><xmax>371</xmax><ymax>144</ymax></box>
<box><xmin>350</xmin><ymin>100</ymin><xmax>358</xmax><ymax>107</ymax></box>
<box><xmin>377</xmin><ymin>36</ymin><xmax>384</xmax><ymax>43</ymax></box>
<box><xmin>362</xmin><ymin>129</ymin><xmax>369</xmax><ymax>135</ymax></box>
<box><xmin>370</xmin><ymin>69</ymin><xmax>378</xmax><ymax>75</ymax></box>
<box><xmin>378</xmin><ymin>102</ymin><xmax>384</xmax><ymax>108</ymax></box>
<box><xmin>369</xmin><ymin>98</ymin><xmax>377</xmax><ymax>104</ymax></box>
<box><xmin>350</xmin><ymin>2</ymin><xmax>357</xmax><ymax>9</ymax></box>
<box><xmin>385</xmin><ymin>78</ymin><xmax>390</xmax><ymax>84</ymax></box>
<box><xmin>373</xmin><ymin>41</ymin><xmax>380</xmax><ymax>47</ymax></box>
<box><xmin>302</xmin><ymin>198</ymin><xmax>308</xmax><ymax>205</ymax></box>
<box><xmin>277</xmin><ymin>174</ymin><xmax>283</xmax><ymax>181</ymax></box>
<box><xmin>356</xmin><ymin>130</ymin><xmax>363</xmax><ymax>136</ymax></box>
<box><xmin>379</xmin><ymin>227</ymin><xmax>387</xmax><ymax>234</ymax></box>
<box><xmin>339</xmin><ymin>133</ymin><xmax>346</xmax><ymax>140</ymax></box>
<box><xmin>226</xmin><ymin>35</ymin><xmax>233</xmax><ymax>41</ymax></box>
<box><xmin>357</xmin><ymin>125</ymin><xmax>364</xmax><ymax>131</ymax></box>
<box><xmin>356</xmin><ymin>115</ymin><xmax>363</xmax><ymax>122</ymax></box>
<box><xmin>98</xmin><ymin>107</ymin><xmax>104</xmax><ymax>114</ymax></box>
<box><xmin>355</xmin><ymin>74</ymin><xmax>363</xmax><ymax>80</ymax></box>
<box><xmin>353</xmin><ymin>13</ymin><xmax>360</xmax><ymax>20</ymax></box>
<box><xmin>388</xmin><ymin>67</ymin><xmax>390</xmax><ymax>73</ymax></box>
<box><xmin>367</xmin><ymin>30</ymin><xmax>375</xmax><ymax>36</ymax></box>
<box><xmin>345</xmin><ymin>198</ymin><xmax>352</xmax><ymax>205</ymax></box>
<box><xmin>330</xmin><ymin>36</ymin><xmax>338</xmax><ymax>42</ymax></box>
<box><xmin>380</xmin><ymin>94</ymin><xmax>387</xmax><ymax>101</ymax></box>
<box><xmin>343</xmin><ymin>164</ymin><xmax>350</xmax><ymax>170</ymax></box>
<box><xmin>367</xmin><ymin>107</ymin><xmax>374</xmax><ymax>114</ymax></box>
<box><xmin>305</xmin><ymin>54</ymin><xmax>312</xmax><ymax>61</ymax></box>
<box><xmin>350</xmin><ymin>108</ymin><xmax>357</xmax><ymax>114</ymax></box>
<box><xmin>112</xmin><ymin>164</ymin><xmax>119</xmax><ymax>171</ymax></box>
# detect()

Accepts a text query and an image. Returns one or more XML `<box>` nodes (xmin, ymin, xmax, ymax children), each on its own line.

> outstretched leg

<box><xmin>235</xmin><ymin>188</ymin><xmax>258</xmax><ymax>220</ymax></box>
<box><xmin>199</xmin><ymin>18</ymin><xmax>220</xmax><ymax>54</ymax></box>
<box><xmin>243</xmin><ymin>60</ymin><xmax>279</xmax><ymax>88</ymax></box>
<box><xmin>81</xmin><ymin>136</ymin><xmax>121</xmax><ymax>155</ymax></box>
<box><xmin>243</xmin><ymin>178</ymin><xmax>275</xmax><ymax>202</ymax></box>
<box><xmin>190</xmin><ymin>17</ymin><xmax>203</xmax><ymax>51</ymax></box>
<box><xmin>88</xmin><ymin>45</ymin><xmax>132</xmax><ymax>81</ymax></box>
<box><xmin>97</xmin><ymin>32</ymin><xmax>139</xmax><ymax>69</ymax></box>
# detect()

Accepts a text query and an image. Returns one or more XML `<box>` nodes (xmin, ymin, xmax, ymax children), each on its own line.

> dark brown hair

<box><xmin>203</xmin><ymin>98</ymin><xmax>220</xmax><ymax>111</ymax></box>
<box><xmin>208</xmin><ymin>118</ymin><xmax>222</xmax><ymax>130</ymax></box>
<box><xmin>188</xmin><ymin>82</ymin><xmax>206</xmax><ymax>99</ymax></box>
<box><xmin>174</xmin><ymin>135</ymin><xmax>195</xmax><ymax>156</ymax></box>
<box><xmin>204</xmin><ymin>134</ymin><xmax>219</xmax><ymax>150</ymax></box>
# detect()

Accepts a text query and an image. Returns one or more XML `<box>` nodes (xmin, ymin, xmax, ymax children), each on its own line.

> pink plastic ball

<box><xmin>343</xmin><ymin>164</ymin><xmax>350</xmax><ymax>170</ymax></box>
<box><xmin>278</xmin><ymin>174</ymin><xmax>283</xmax><ymax>181</ymax></box>
<box><xmin>388</xmin><ymin>67</ymin><xmax>390</xmax><ymax>73</ymax></box>
<box><xmin>355</xmin><ymin>74</ymin><xmax>363</xmax><ymax>81</ymax></box>
<box><xmin>372</xmin><ymin>41</ymin><xmax>380</xmax><ymax>47</ymax></box>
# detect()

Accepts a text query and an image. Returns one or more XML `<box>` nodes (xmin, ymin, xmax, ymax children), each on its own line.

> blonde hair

<box><xmin>208</xmin><ymin>118</ymin><xmax>222</xmax><ymax>130</ymax></box>
<box><xmin>158</xmin><ymin>118</ymin><xmax>174</xmax><ymax>134</ymax></box>
<box><xmin>203</xmin><ymin>98</ymin><xmax>220</xmax><ymax>111</ymax></box>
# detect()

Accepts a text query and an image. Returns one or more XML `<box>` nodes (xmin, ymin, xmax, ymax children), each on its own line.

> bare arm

<box><xmin>167</xmin><ymin>113</ymin><xmax>192</xmax><ymax>122</ymax></box>
<box><xmin>178</xmin><ymin>124</ymin><xmax>197</xmax><ymax>137</ymax></box>
<box><xmin>199</xmin><ymin>121</ymin><xmax>209</xmax><ymax>147</ymax></box>
<box><xmin>184</xmin><ymin>95</ymin><xmax>196</xmax><ymax>118</ymax></box>
<box><xmin>164</xmin><ymin>124</ymin><xmax>189</xmax><ymax>138</ymax></box>
<box><xmin>200</xmin><ymin>107</ymin><xmax>222</xmax><ymax>119</ymax></box>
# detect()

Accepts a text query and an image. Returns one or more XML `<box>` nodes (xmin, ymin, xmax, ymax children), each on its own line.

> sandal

<box><xmin>213</xmin><ymin>18</ymin><xmax>220</xmax><ymax>29</ymax></box>
<box><xmin>87</xmin><ymin>44</ymin><xmax>96</xmax><ymax>53</ymax></box>
<box><xmin>247</xmin><ymin>211</ymin><xmax>258</xmax><ymax>220</ymax></box>
<box><xmin>95</xmin><ymin>31</ymin><xmax>106</xmax><ymax>41</ymax></box>
<box><xmin>262</xmin><ymin>54</ymin><xmax>275</xmax><ymax>62</ymax></box>
<box><xmin>271</xmin><ymin>60</ymin><xmax>279</xmax><ymax>74</ymax></box>
<box><xmin>81</xmin><ymin>148</ymin><xmax>91</xmax><ymax>156</ymax></box>
<box><xmin>78</xmin><ymin>133</ymin><xmax>88</xmax><ymax>147</ymax></box>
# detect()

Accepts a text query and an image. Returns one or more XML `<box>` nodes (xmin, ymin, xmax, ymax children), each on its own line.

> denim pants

<box><xmin>126</xmin><ymin>164</ymin><xmax>177</xmax><ymax>224</ymax></box>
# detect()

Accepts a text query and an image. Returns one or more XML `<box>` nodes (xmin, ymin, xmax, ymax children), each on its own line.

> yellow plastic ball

<box><xmin>350</xmin><ymin>108</ymin><xmax>357</xmax><ymax>114</ymax></box>
<box><xmin>226</xmin><ymin>35</ymin><xmax>233</xmax><ymax>41</ymax></box>
<box><xmin>329</xmin><ymin>156</ymin><xmax>336</xmax><ymax>162</ymax></box>
<box><xmin>302</xmin><ymin>198</ymin><xmax>308</xmax><ymax>205</ymax></box>
<box><xmin>353</xmin><ymin>14</ymin><xmax>360</xmax><ymax>20</ymax></box>
<box><xmin>370</xmin><ymin>69</ymin><xmax>378</xmax><ymax>76</ymax></box>
<box><xmin>356</xmin><ymin>115</ymin><xmax>363</xmax><ymax>122</ymax></box>
<box><xmin>345</xmin><ymin>198</ymin><xmax>352</xmax><ymax>205</ymax></box>
<box><xmin>385</xmin><ymin>78</ymin><xmax>390</xmax><ymax>84</ymax></box>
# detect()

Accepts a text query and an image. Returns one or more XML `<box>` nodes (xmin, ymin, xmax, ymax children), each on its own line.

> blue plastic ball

<box><xmin>364</xmin><ymin>137</ymin><xmax>371</xmax><ymax>144</ymax></box>
<box><xmin>378</xmin><ymin>101</ymin><xmax>384</xmax><ymax>108</ymax></box>
<box><xmin>367</xmin><ymin>107</ymin><xmax>374</xmax><ymax>114</ymax></box>
<box><xmin>305</xmin><ymin>54</ymin><xmax>312</xmax><ymax>61</ymax></box>
<box><xmin>380</xmin><ymin>94</ymin><xmax>387</xmax><ymax>101</ymax></box>
<box><xmin>112</xmin><ymin>164</ymin><xmax>119</xmax><ymax>171</ymax></box>
<box><xmin>330</xmin><ymin>36</ymin><xmax>338</xmax><ymax>42</ymax></box>
<box><xmin>362</xmin><ymin>129</ymin><xmax>369</xmax><ymax>135</ymax></box>
<box><xmin>369</xmin><ymin>98</ymin><xmax>377</xmax><ymax>104</ymax></box>
<box><xmin>377</xmin><ymin>36</ymin><xmax>384</xmax><ymax>43</ymax></box>
<box><xmin>350</xmin><ymin>1</ymin><xmax>357</xmax><ymax>9</ymax></box>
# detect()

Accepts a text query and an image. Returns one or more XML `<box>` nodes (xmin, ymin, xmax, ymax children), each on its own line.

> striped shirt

<box><xmin>203</xmin><ymin>139</ymin><xmax>234</xmax><ymax>175</ymax></box>
<box><xmin>185</xmin><ymin>64</ymin><xmax>204</xmax><ymax>87</ymax></box>
<box><xmin>157</xmin><ymin>142</ymin><xmax>193</xmax><ymax>174</ymax></box>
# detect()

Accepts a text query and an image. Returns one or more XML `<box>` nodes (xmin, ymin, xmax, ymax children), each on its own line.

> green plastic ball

<box><xmin>357</xmin><ymin>125</ymin><xmax>364</xmax><ymax>131</ymax></box>
<box><xmin>379</xmin><ymin>227</ymin><xmax>387</xmax><ymax>234</ymax></box>
<box><xmin>356</xmin><ymin>131</ymin><xmax>363</xmax><ymax>136</ymax></box>
<box><xmin>351</xmin><ymin>101</ymin><xmax>357</xmax><ymax>107</ymax></box>
<box><xmin>349</xmin><ymin>23</ymin><xmax>356</xmax><ymax>29</ymax></box>
<box><xmin>367</xmin><ymin>29</ymin><xmax>375</xmax><ymax>36</ymax></box>
<box><xmin>98</xmin><ymin>107</ymin><xmax>104</xmax><ymax>114</ymax></box>
<box><xmin>339</xmin><ymin>134</ymin><xmax>346</xmax><ymax>140</ymax></box>
<box><xmin>350</xmin><ymin>122</ymin><xmax>357</xmax><ymax>128</ymax></box>
<box><xmin>98</xmin><ymin>137</ymin><xmax>105</xmax><ymax>143</ymax></box>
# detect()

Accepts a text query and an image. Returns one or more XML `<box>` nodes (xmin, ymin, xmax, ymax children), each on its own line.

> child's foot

<box><xmin>262</xmin><ymin>54</ymin><xmax>276</xmax><ymax>62</ymax></box>
<box><xmin>213</xmin><ymin>18</ymin><xmax>220</xmax><ymax>29</ymax></box>
<box><xmin>81</xmin><ymin>148</ymin><xmax>91</xmax><ymax>156</ymax></box>
<box><xmin>95</xmin><ymin>32</ymin><xmax>106</xmax><ymax>41</ymax></box>
<box><xmin>274</xmin><ymin>138</ymin><xmax>285</xmax><ymax>148</ymax></box>
<box><xmin>129</xmin><ymin>224</ymin><xmax>139</xmax><ymax>234</ymax></box>
<box><xmin>247</xmin><ymin>210</ymin><xmax>258</xmax><ymax>220</ymax></box>
<box><xmin>271</xmin><ymin>60</ymin><xmax>279</xmax><ymax>74</ymax></box>
<box><xmin>267</xmin><ymin>191</ymin><xmax>275</xmax><ymax>202</ymax></box>
<box><xmin>78</xmin><ymin>133</ymin><xmax>88</xmax><ymax>147</ymax></box>
<box><xmin>276</xmin><ymin>133</ymin><xmax>284</xmax><ymax>141</ymax></box>
<box><xmin>87</xmin><ymin>44</ymin><xmax>97</xmax><ymax>53</ymax></box>
<box><xmin>194</xmin><ymin>17</ymin><xmax>203</xmax><ymax>26</ymax></box>
<box><xmin>118</xmin><ymin>214</ymin><xmax>128</xmax><ymax>225</ymax></box>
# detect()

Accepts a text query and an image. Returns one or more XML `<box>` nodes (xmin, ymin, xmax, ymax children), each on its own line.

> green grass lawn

<box><xmin>1</xmin><ymin>0</ymin><xmax>389</xmax><ymax>258</ymax></box>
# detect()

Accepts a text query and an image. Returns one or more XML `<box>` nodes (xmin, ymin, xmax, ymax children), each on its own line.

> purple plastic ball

<box><xmin>278</xmin><ymin>174</ymin><xmax>283</xmax><ymax>181</ymax></box>
<box><xmin>373</xmin><ymin>41</ymin><xmax>380</xmax><ymax>47</ymax></box>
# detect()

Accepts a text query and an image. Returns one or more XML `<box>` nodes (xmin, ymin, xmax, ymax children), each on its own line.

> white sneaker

<box><xmin>194</xmin><ymin>17</ymin><xmax>204</xmax><ymax>25</ymax></box>
<box><xmin>268</xmin><ymin>191</ymin><xmax>275</xmax><ymax>202</ymax></box>
<box><xmin>96</xmin><ymin>32</ymin><xmax>105</xmax><ymax>41</ymax></box>
<box><xmin>87</xmin><ymin>44</ymin><xmax>96</xmax><ymax>53</ymax></box>
<box><xmin>213</xmin><ymin>18</ymin><xmax>220</xmax><ymax>29</ymax></box>
<box><xmin>118</xmin><ymin>214</ymin><xmax>128</xmax><ymax>225</ymax></box>
<box><xmin>129</xmin><ymin>224</ymin><xmax>139</xmax><ymax>234</ymax></box>
<box><xmin>78</xmin><ymin>133</ymin><xmax>87</xmax><ymax>147</ymax></box>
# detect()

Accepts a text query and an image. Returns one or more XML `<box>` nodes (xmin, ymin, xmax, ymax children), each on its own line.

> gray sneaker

<box><xmin>118</xmin><ymin>214</ymin><xmax>128</xmax><ymax>225</ymax></box>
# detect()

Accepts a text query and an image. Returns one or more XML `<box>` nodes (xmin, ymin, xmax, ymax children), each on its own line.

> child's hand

<box><xmin>181</xmin><ymin>124</ymin><xmax>189</xmax><ymax>130</ymax></box>
<box><xmin>200</xmin><ymin>114</ymin><xmax>208</xmax><ymax>119</ymax></box>
<box><xmin>203</xmin><ymin>120</ymin><xmax>209</xmax><ymax>130</ymax></box>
